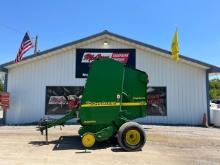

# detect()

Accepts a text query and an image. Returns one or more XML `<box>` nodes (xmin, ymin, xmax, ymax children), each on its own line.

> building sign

<box><xmin>76</xmin><ymin>49</ymin><xmax>136</xmax><ymax>78</ymax></box>
<box><xmin>45</xmin><ymin>86</ymin><xmax>84</xmax><ymax>115</ymax></box>
<box><xmin>0</xmin><ymin>92</ymin><xmax>10</xmax><ymax>109</ymax></box>
<box><xmin>147</xmin><ymin>87</ymin><xmax>167</xmax><ymax>116</ymax></box>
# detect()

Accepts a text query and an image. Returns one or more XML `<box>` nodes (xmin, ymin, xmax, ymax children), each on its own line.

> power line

<box><xmin>0</xmin><ymin>23</ymin><xmax>39</xmax><ymax>56</ymax></box>
<box><xmin>0</xmin><ymin>23</ymin><xmax>37</xmax><ymax>37</ymax></box>
<box><xmin>0</xmin><ymin>23</ymin><xmax>24</xmax><ymax>35</ymax></box>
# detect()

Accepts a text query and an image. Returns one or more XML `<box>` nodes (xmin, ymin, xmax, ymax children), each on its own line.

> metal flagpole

<box><xmin>34</xmin><ymin>36</ymin><xmax>38</xmax><ymax>54</ymax></box>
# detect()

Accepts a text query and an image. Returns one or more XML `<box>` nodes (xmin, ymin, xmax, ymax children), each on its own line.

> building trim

<box><xmin>0</xmin><ymin>67</ymin><xmax>8</xmax><ymax>72</ymax></box>
<box><xmin>0</xmin><ymin>30</ymin><xmax>220</xmax><ymax>72</ymax></box>
<box><xmin>2</xmin><ymin>69</ymin><xmax>8</xmax><ymax>125</ymax></box>
<box><xmin>206</xmin><ymin>70</ymin><xmax>211</xmax><ymax>124</ymax></box>
<box><xmin>208</xmin><ymin>67</ymin><xmax>220</xmax><ymax>73</ymax></box>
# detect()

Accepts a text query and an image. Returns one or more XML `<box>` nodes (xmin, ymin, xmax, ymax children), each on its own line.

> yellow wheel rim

<box><xmin>125</xmin><ymin>129</ymin><xmax>141</xmax><ymax>146</ymax></box>
<box><xmin>82</xmin><ymin>133</ymin><xmax>95</xmax><ymax>148</ymax></box>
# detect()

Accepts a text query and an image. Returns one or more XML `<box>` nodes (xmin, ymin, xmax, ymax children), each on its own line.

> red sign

<box><xmin>81</xmin><ymin>52</ymin><xmax>129</xmax><ymax>63</ymax></box>
<box><xmin>0</xmin><ymin>92</ymin><xmax>10</xmax><ymax>109</ymax></box>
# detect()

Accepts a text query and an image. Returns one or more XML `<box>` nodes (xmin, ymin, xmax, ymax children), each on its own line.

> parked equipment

<box><xmin>38</xmin><ymin>58</ymin><xmax>148</xmax><ymax>151</ymax></box>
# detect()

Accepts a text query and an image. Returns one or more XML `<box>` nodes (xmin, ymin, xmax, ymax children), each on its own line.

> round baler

<box><xmin>38</xmin><ymin>58</ymin><xmax>148</xmax><ymax>151</ymax></box>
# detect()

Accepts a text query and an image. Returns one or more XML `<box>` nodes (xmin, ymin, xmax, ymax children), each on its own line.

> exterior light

<box><xmin>104</xmin><ymin>41</ymin><xmax>108</xmax><ymax>46</ymax></box>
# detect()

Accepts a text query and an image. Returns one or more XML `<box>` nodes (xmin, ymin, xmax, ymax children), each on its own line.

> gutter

<box><xmin>0</xmin><ymin>67</ymin><xmax>8</xmax><ymax>73</ymax></box>
<box><xmin>208</xmin><ymin>66</ymin><xmax>220</xmax><ymax>73</ymax></box>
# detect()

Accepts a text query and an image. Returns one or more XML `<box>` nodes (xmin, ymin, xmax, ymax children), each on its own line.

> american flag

<box><xmin>15</xmin><ymin>32</ymin><xmax>34</xmax><ymax>63</ymax></box>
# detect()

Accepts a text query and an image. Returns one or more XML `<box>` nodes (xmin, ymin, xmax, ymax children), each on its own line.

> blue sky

<box><xmin>0</xmin><ymin>0</ymin><xmax>220</xmax><ymax>66</ymax></box>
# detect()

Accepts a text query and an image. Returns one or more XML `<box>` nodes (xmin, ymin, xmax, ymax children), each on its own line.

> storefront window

<box><xmin>45</xmin><ymin>86</ymin><xmax>84</xmax><ymax>115</ymax></box>
<box><xmin>147</xmin><ymin>87</ymin><xmax>167</xmax><ymax>116</ymax></box>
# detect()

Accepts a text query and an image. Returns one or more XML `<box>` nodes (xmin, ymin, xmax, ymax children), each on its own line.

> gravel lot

<box><xmin>0</xmin><ymin>125</ymin><xmax>220</xmax><ymax>165</ymax></box>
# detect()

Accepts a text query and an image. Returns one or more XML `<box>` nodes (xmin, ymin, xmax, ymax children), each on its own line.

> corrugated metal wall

<box><xmin>6</xmin><ymin>38</ymin><xmax>207</xmax><ymax>125</ymax></box>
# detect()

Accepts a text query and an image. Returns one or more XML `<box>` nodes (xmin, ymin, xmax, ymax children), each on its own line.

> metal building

<box><xmin>0</xmin><ymin>30</ymin><xmax>219</xmax><ymax>125</ymax></box>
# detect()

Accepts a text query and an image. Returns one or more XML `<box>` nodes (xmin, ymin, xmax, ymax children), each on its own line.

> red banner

<box><xmin>0</xmin><ymin>92</ymin><xmax>10</xmax><ymax>109</ymax></box>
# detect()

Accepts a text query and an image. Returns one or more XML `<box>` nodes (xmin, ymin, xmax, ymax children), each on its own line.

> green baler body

<box><xmin>78</xmin><ymin>58</ymin><xmax>148</xmax><ymax>141</ymax></box>
<box><xmin>39</xmin><ymin>58</ymin><xmax>148</xmax><ymax>143</ymax></box>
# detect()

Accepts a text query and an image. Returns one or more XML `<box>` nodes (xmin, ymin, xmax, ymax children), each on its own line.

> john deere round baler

<box><xmin>38</xmin><ymin>58</ymin><xmax>148</xmax><ymax>151</ymax></box>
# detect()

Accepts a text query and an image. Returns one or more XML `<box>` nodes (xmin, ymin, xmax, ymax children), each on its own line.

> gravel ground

<box><xmin>0</xmin><ymin>125</ymin><xmax>220</xmax><ymax>165</ymax></box>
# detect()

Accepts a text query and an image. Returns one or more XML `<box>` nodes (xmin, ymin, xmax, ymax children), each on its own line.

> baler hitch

<box><xmin>37</xmin><ymin>118</ymin><xmax>49</xmax><ymax>144</ymax></box>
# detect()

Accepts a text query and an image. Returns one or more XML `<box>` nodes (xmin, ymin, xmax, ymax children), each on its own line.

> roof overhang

<box><xmin>208</xmin><ymin>66</ymin><xmax>220</xmax><ymax>74</ymax></box>
<box><xmin>1</xmin><ymin>30</ymin><xmax>219</xmax><ymax>72</ymax></box>
<box><xmin>0</xmin><ymin>67</ymin><xmax>8</xmax><ymax>73</ymax></box>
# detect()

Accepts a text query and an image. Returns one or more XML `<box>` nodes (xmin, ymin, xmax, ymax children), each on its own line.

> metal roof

<box><xmin>1</xmin><ymin>30</ymin><xmax>220</xmax><ymax>73</ymax></box>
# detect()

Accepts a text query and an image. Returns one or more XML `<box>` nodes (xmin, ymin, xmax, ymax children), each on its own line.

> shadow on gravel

<box><xmin>143</xmin><ymin>127</ymin><xmax>151</xmax><ymax>130</ymax></box>
<box><xmin>29</xmin><ymin>140</ymin><xmax>57</xmax><ymax>146</ymax></box>
<box><xmin>29</xmin><ymin>135</ymin><xmax>127</xmax><ymax>153</ymax></box>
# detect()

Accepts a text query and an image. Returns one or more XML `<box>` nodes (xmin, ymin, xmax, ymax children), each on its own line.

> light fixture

<box><xmin>103</xmin><ymin>41</ymin><xmax>108</xmax><ymax>46</ymax></box>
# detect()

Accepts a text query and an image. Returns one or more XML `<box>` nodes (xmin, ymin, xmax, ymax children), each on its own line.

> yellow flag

<box><xmin>171</xmin><ymin>30</ymin><xmax>179</xmax><ymax>62</ymax></box>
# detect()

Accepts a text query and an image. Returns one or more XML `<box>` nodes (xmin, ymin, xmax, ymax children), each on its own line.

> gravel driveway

<box><xmin>0</xmin><ymin>125</ymin><xmax>219</xmax><ymax>165</ymax></box>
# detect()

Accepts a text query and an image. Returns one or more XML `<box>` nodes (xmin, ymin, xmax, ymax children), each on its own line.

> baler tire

<box><xmin>117</xmin><ymin>122</ymin><xmax>146</xmax><ymax>151</ymax></box>
<box><xmin>81</xmin><ymin>132</ymin><xmax>96</xmax><ymax>148</ymax></box>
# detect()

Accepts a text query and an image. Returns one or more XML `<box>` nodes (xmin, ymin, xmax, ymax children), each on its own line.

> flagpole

<box><xmin>34</xmin><ymin>35</ymin><xmax>38</xmax><ymax>54</ymax></box>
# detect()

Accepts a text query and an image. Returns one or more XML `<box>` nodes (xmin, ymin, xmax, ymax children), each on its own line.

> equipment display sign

<box><xmin>147</xmin><ymin>87</ymin><xmax>167</xmax><ymax>116</ymax></box>
<box><xmin>76</xmin><ymin>49</ymin><xmax>136</xmax><ymax>78</ymax></box>
<box><xmin>0</xmin><ymin>92</ymin><xmax>10</xmax><ymax>109</ymax></box>
<box><xmin>45</xmin><ymin>86</ymin><xmax>84</xmax><ymax>115</ymax></box>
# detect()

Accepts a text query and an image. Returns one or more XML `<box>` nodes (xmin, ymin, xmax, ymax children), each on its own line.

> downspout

<box><xmin>206</xmin><ymin>69</ymin><xmax>210</xmax><ymax>125</ymax></box>
<box><xmin>4</xmin><ymin>69</ymin><xmax>8</xmax><ymax>92</ymax></box>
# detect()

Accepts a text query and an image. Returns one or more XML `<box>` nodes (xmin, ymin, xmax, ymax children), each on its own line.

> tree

<box><xmin>0</xmin><ymin>74</ymin><xmax>4</xmax><ymax>93</ymax></box>
<box><xmin>0</xmin><ymin>79</ymin><xmax>3</xmax><ymax>93</ymax></box>
<box><xmin>209</xmin><ymin>79</ymin><xmax>220</xmax><ymax>100</ymax></box>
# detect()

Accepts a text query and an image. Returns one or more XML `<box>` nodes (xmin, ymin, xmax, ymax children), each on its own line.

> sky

<box><xmin>0</xmin><ymin>0</ymin><xmax>220</xmax><ymax>67</ymax></box>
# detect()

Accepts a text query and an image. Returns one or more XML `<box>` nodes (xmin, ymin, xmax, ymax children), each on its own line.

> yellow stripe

<box><xmin>81</xmin><ymin>102</ymin><xmax>147</xmax><ymax>108</ymax></box>
<box><xmin>122</xmin><ymin>102</ymin><xmax>147</xmax><ymax>106</ymax></box>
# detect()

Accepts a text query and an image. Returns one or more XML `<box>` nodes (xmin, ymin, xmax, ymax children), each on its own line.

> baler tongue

<box><xmin>37</xmin><ymin>110</ymin><xmax>79</xmax><ymax>143</ymax></box>
<box><xmin>37</xmin><ymin>118</ymin><xmax>49</xmax><ymax>135</ymax></box>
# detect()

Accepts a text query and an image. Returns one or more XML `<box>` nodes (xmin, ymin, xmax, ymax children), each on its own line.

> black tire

<box><xmin>117</xmin><ymin>122</ymin><xmax>146</xmax><ymax>151</ymax></box>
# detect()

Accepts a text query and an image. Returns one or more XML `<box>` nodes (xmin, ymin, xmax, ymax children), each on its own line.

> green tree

<box><xmin>209</xmin><ymin>79</ymin><xmax>220</xmax><ymax>100</ymax></box>
<box><xmin>0</xmin><ymin>80</ymin><xmax>3</xmax><ymax>93</ymax></box>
